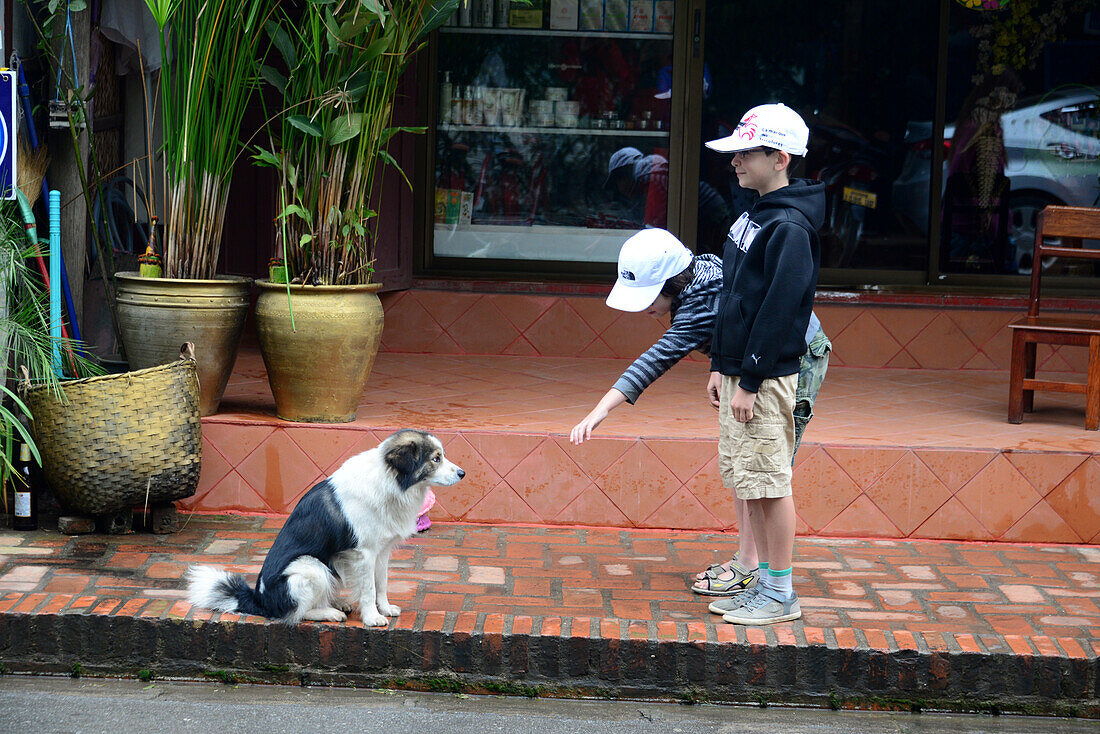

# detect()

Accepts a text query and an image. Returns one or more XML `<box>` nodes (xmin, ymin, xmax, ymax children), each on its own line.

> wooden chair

<box><xmin>1007</xmin><ymin>205</ymin><xmax>1100</xmax><ymax>430</ymax></box>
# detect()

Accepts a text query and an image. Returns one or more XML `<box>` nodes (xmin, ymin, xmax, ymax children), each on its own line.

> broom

<box><xmin>17</xmin><ymin>135</ymin><xmax>50</xmax><ymax>206</ymax></box>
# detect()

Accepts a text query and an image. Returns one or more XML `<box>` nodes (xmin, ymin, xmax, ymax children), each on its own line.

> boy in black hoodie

<box><xmin>703</xmin><ymin>103</ymin><xmax>826</xmax><ymax>625</ymax></box>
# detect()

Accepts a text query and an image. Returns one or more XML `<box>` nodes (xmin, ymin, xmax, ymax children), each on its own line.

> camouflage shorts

<box><xmin>793</xmin><ymin>329</ymin><xmax>832</xmax><ymax>460</ymax></box>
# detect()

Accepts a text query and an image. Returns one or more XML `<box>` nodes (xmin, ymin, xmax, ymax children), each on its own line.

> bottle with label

<box><xmin>440</xmin><ymin>71</ymin><xmax>453</xmax><ymax>125</ymax></box>
<box><xmin>495</xmin><ymin>0</ymin><xmax>510</xmax><ymax>27</ymax></box>
<box><xmin>455</xmin><ymin>86</ymin><xmax>468</xmax><ymax>126</ymax></box>
<box><xmin>13</xmin><ymin>442</ymin><xmax>38</xmax><ymax>531</ymax></box>
<box><xmin>476</xmin><ymin>0</ymin><xmax>494</xmax><ymax>27</ymax></box>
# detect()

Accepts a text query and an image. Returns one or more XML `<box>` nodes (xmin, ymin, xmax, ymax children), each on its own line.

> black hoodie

<box><xmin>710</xmin><ymin>179</ymin><xmax>825</xmax><ymax>392</ymax></box>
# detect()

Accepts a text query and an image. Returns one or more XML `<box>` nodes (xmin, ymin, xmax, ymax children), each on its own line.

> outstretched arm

<box><xmin>571</xmin><ymin>388</ymin><xmax>628</xmax><ymax>444</ymax></box>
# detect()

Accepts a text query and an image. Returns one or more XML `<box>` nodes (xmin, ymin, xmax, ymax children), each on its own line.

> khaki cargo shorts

<box><xmin>718</xmin><ymin>373</ymin><xmax>797</xmax><ymax>500</ymax></box>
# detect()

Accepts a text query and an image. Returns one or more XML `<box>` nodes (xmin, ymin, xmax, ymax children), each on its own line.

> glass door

<box><xmin>688</xmin><ymin>0</ymin><xmax>940</xmax><ymax>283</ymax></box>
<box><xmin>430</xmin><ymin>1</ymin><xmax>680</xmax><ymax>270</ymax></box>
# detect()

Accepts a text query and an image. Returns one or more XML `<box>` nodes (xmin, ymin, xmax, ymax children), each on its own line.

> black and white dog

<box><xmin>187</xmin><ymin>429</ymin><xmax>464</xmax><ymax>626</ymax></box>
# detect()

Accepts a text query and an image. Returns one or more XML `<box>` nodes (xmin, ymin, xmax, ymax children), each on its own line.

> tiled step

<box><xmin>189</xmin><ymin>349</ymin><xmax>1100</xmax><ymax>544</ymax></box>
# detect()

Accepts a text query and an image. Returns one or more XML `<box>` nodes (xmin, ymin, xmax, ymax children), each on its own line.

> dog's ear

<box><xmin>385</xmin><ymin>435</ymin><xmax>424</xmax><ymax>491</ymax></box>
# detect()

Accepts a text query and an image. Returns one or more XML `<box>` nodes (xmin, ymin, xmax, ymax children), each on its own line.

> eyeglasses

<box><xmin>731</xmin><ymin>147</ymin><xmax>769</xmax><ymax>159</ymax></box>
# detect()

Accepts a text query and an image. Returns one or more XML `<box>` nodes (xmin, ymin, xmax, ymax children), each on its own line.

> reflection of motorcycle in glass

<box><xmin>438</xmin><ymin>140</ymin><xmax>475</xmax><ymax>191</ymax></box>
<box><xmin>808</xmin><ymin>124</ymin><xmax>889</xmax><ymax>268</ymax></box>
<box><xmin>474</xmin><ymin>146</ymin><xmax>546</xmax><ymax>225</ymax></box>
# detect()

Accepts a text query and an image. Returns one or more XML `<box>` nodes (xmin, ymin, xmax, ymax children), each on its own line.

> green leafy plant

<box><xmin>1</xmin><ymin>203</ymin><xmax>100</xmax><ymax>507</ymax></box>
<box><xmin>144</xmin><ymin>0</ymin><xmax>278</xmax><ymax>279</ymax></box>
<box><xmin>255</xmin><ymin>0</ymin><xmax>459</xmax><ymax>285</ymax></box>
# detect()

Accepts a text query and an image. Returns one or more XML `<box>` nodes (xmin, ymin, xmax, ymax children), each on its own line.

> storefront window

<box><xmin>432</xmin><ymin>3</ymin><xmax>676</xmax><ymax>265</ymax></box>
<box><xmin>423</xmin><ymin>1</ymin><xmax>1098</xmax><ymax>287</ymax></box>
<box><xmin>697</xmin><ymin>1</ymin><xmax>939</xmax><ymax>274</ymax></box>
<box><xmin>941</xmin><ymin>0</ymin><xmax>1099</xmax><ymax>277</ymax></box>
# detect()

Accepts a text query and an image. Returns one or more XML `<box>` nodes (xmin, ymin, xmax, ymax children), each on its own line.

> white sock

<box><xmin>770</xmin><ymin>567</ymin><xmax>793</xmax><ymax>597</ymax></box>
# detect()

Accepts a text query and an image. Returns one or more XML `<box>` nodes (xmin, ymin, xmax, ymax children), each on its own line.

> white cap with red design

<box><xmin>705</xmin><ymin>103</ymin><xmax>809</xmax><ymax>156</ymax></box>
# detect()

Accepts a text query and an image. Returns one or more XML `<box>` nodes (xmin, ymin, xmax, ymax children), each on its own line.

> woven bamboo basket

<box><xmin>21</xmin><ymin>344</ymin><xmax>202</xmax><ymax>516</ymax></box>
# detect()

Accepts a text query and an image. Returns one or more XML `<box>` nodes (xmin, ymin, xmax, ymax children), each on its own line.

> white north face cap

<box><xmin>705</xmin><ymin>103</ymin><xmax>809</xmax><ymax>156</ymax></box>
<box><xmin>606</xmin><ymin>228</ymin><xmax>693</xmax><ymax>312</ymax></box>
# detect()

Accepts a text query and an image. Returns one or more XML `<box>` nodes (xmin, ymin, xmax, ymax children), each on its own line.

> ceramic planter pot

<box><xmin>114</xmin><ymin>272</ymin><xmax>252</xmax><ymax>416</ymax></box>
<box><xmin>254</xmin><ymin>280</ymin><xmax>384</xmax><ymax>423</ymax></box>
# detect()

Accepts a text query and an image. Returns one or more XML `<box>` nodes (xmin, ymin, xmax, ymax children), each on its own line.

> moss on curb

<box><xmin>0</xmin><ymin>659</ymin><xmax>1094</xmax><ymax>719</ymax></box>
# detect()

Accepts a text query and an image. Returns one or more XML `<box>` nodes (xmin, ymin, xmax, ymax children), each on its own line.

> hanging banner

<box><xmin>0</xmin><ymin>70</ymin><xmax>16</xmax><ymax>201</ymax></box>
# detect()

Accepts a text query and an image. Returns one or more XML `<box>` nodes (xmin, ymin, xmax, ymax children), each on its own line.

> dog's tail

<box><xmin>186</xmin><ymin>565</ymin><xmax>265</xmax><ymax>616</ymax></box>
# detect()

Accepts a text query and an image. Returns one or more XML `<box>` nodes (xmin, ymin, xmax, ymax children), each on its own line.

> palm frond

<box><xmin>257</xmin><ymin>0</ymin><xmax>459</xmax><ymax>285</ymax></box>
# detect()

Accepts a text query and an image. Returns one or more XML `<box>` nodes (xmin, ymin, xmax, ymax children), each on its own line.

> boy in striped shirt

<box><xmin>570</xmin><ymin>227</ymin><xmax>830</xmax><ymax>599</ymax></box>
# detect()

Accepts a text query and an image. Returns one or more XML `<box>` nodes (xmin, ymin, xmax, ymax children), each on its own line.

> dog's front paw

<box><xmin>302</xmin><ymin>607</ymin><xmax>347</xmax><ymax>623</ymax></box>
<box><xmin>361</xmin><ymin>611</ymin><xmax>389</xmax><ymax>627</ymax></box>
<box><xmin>378</xmin><ymin>603</ymin><xmax>401</xmax><ymax>617</ymax></box>
<box><xmin>334</xmin><ymin>598</ymin><xmax>355</xmax><ymax>614</ymax></box>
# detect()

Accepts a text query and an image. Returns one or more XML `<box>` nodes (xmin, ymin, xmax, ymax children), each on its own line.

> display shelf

<box><xmin>433</xmin><ymin>223</ymin><xmax>636</xmax><ymax>262</ymax></box>
<box><xmin>433</xmin><ymin>18</ymin><xmax>676</xmax><ymax>269</ymax></box>
<box><xmin>439</xmin><ymin>123</ymin><xmax>668</xmax><ymax>137</ymax></box>
<box><xmin>441</xmin><ymin>27</ymin><xmax>672</xmax><ymax>41</ymax></box>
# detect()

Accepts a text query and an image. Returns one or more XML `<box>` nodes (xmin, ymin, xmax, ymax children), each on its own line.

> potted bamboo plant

<box><xmin>113</xmin><ymin>0</ymin><xmax>276</xmax><ymax>416</ymax></box>
<box><xmin>251</xmin><ymin>0</ymin><xmax>457</xmax><ymax>423</ymax></box>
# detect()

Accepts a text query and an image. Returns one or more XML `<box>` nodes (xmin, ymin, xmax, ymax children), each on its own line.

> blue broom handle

<box><xmin>50</xmin><ymin>190</ymin><xmax>62</xmax><ymax>376</ymax></box>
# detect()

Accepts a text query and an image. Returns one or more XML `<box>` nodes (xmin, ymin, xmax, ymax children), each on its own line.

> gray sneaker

<box><xmin>707</xmin><ymin>586</ymin><xmax>760</xmax><ymax>615</ymax></box>
<box><xmin>722</xmin><ymin>591</ymin><xmax>801</xmax><ymax>626</ymax></box>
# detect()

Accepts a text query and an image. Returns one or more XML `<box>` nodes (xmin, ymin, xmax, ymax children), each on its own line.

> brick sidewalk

<box><xmin>0</xmin><ymin>519</ymin><xmax>1097</xmax><ymax>714</ymax></box>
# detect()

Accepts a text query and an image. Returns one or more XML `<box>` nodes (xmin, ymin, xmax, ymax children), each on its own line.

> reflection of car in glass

<box><xmin>891</xmin><ymin>90</ymin><xmax>1100</xmax><ymax>273</ymax></box>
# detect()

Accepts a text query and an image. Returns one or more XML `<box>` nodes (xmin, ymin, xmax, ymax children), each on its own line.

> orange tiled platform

<box><xmin>378</xmin><ymin>289</ymin><xmax>1092</xmax><ymax>374</ymax></box>
<box><xmin>187</xmin><ymin>291</ymin><xmax>1100</xmax><ymax>544</ymax></box>
<box><xmin>0</xmin><ymin>521</ymin><xmax>1097</xmax><ymax>710</ymax></box>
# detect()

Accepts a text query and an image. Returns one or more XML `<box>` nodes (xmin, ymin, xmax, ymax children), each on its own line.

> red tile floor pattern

<box><xmin>193</xmin><ymin>344</ymin><xmax>1100</xmax><ymax>544</ymax></box>
<box><xmin>1</xmin><ymin>521</ymin><xmax>1097</xmax><ymax>658</ymax></box>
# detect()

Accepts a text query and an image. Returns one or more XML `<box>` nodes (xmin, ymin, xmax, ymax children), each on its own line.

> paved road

<box><xmin>0</xmin><ymin>677</ymin><xmax>1093</xmax><ymax>734</ymax></box>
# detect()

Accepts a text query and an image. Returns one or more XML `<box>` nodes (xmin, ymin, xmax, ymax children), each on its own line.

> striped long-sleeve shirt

<box><xmin>612</xmin><ymin>254</ymin><xmax>723</xmax><ymax>404</ymax></box>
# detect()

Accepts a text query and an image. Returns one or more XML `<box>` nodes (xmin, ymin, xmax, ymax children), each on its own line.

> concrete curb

<box><xmin>1</xmin><ymin>612</ymin><xmax>1096</xmax><ymax>717</ymax></box>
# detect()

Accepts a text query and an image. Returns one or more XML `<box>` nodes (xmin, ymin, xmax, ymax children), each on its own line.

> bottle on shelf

<box><xmin>468</xmin><ymin>86</ymin><xmax>484</xmax><ymax>126</ymax></box>
<box><xmin>495</xmin><ymin>0</ymin><xmax>510</xmax><ymax>27</ymax></box>
<box><xmin>476</xmin><ymin>0</ymin><xmax>495</xmax><ymax>27</ymax></box>
<box><xmin>440</xmin><ymin>71</ymin><xmax>453</xmax><ymax>125</ymax></box>
<box><xmin>12</xmin><ymin>442</ymin><xmax>39</xmax><ymax>531</ymax></box>
<box><xmin>457</xmin><ymin>86</ymin><xmax>470</xmax><ymax>126</ymax></box>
